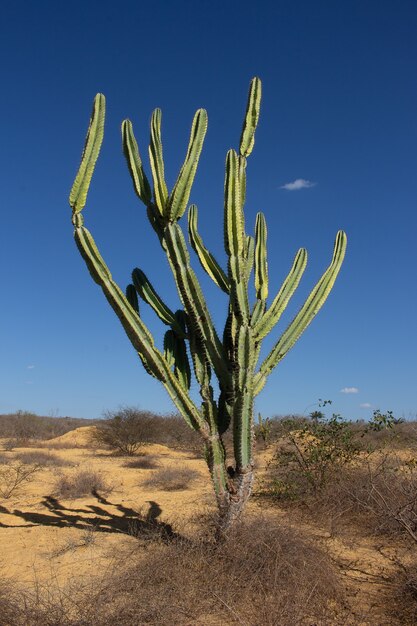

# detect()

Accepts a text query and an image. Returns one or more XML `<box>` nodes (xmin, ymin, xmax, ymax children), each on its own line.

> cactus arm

<box><xmin>163</xmin><ymin>222</ymin><xmax>231</xmax><ymax>387</ymax></box>
<box><xmin>225</xmin><ymin>149</ymin><xmax>250</xmax><ymax>323</ymax></box>
<box><xmin>74</xmin><ymin>225</ymin><xmax>205</xmax><ymax>432</ymax></box>
<box><xmin>238</xmin><ymin>155</ymin><xmax>247</xmax><ymax>210</ymax></box>
<box><xmin>164</xmin><ymin>330</ymin><xmax>191</xmax><ymax>391</ymax></box>
<box><xmin>163</xmin><ymin>330</ymin><xmax>176</xmax><ymax>368</ymax></box>
<box><xmin>253</xmin><ymin>247</ymin><xmax>308</xmax><ymax>339</ymax></box>
<box><xmin>168</xmin><ymin>109</ymin><xmax>208</xmax><ymax>221</ymax></box>
<box><xmin>69</xmin><ymin>94</ymin><xmax>105</xmax><ymax>214</ymax></box>
<box><xmin>125</xmin><ymin>284</ymin><xmax>139</xmax><ymax>314</ymax></box>
<box><xmin>254</xmin><ymin>230</ymin><xmax>347</xmax><ymax>395</ymax></box>
<box><xmin>131</xmin><ymin>268</ymin><xmax>186</xmax><ymax>337</ymax></box>
<box><xmin>244</xmin><ymin>235</ymin><xmax>255</xmax><ymax>284</ymax></box>
<box><xmin>148</xmin><ymin>108</ymin><xmax>169</xmax><ymax>216</ymax></box>
<box><xmin>188</xmin><ymin>204</ymin><xmax>230</xmax><ymax>293</ymax></box>
<box><xmin>224</xmin><ymin>150</ymin><xmax>245</xmax><ymax>259</ymax></box>
<box><xmin>239</xmin><ymin>77</ymin><xmax>262</xmax><ymax>158</ymax></box>
<box><xmin>121</xmin><ymin>119</ymin><xmax>152</xmax><ymax>206</ymax></box>
<box><xmin>254</xmin><ymin>212</ymin><xmax>268</xmax><ymax>300</ymax></box>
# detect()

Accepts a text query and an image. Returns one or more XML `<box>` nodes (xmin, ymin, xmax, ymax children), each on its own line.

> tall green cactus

<box><xmin>69</xmin><ymin>78</ymin><xmax>347</xmax><ymax>532</ymax></box>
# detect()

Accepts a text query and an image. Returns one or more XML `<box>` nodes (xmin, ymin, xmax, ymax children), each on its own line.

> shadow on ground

<box><xmin>0</xmin><ymin>492</ymin><xmax>178</xmax><ymax>541</ymax></box>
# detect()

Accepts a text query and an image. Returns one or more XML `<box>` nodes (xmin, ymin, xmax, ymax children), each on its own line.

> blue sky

<box><xmin>1</xmin><ymin>0</ymin><xmax>416</xmax><ymax>421</ymax></box>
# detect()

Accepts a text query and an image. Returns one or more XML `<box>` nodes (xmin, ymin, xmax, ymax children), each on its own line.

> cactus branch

<box><xmin>188</xmin><ymin>204</ymin><xmax>230</xmax><ymax>293</ymax></box>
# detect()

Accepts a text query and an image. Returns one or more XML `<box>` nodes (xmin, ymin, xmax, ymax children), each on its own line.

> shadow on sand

<box><xmin>0</xmin><ymin>491</ymin><xmax>179</xmax><ymax>541</ymax></box>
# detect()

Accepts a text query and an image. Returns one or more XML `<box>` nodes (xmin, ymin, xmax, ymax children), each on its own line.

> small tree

<box><xmin>69</xmin><ymin>78</ymin><xmax>347</xmax><ymax>532</ymax></box>
<box><xmin>92</xmin><ymin>408</ymin><xmax>156</xmax><ymax>456</ymax></box>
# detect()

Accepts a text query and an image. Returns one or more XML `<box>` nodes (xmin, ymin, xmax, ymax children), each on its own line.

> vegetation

<box><xmin>69</xmin><ymin>78</ymin><xmax>346</xmax><ymax>531</ymax></box>
<box><xmin>91</xmin><ymin>407</ymin><xmax>159</xmax><ymax>456</ymax></box>
<box><xmin>141</xmin><ymin>466</ymin><xmax>196</xmax><ymax>491</ymax></box>
<box><xmin>53</xmin><ymin>468</ymin><xmax>113</xmax><ymax>499</ymax></box>
<box><xmin>0</xmin><ymin>409</ymin><xmax>416</xmax><ymax>622</ymax></box>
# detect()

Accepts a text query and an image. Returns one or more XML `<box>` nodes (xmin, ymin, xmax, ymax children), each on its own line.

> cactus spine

<box><xmin>69</xmin><ymin>79</ymin><xmax>347</xmax><ymax>532</ymax></box>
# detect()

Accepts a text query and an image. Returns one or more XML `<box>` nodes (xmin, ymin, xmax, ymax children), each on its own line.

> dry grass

<box><xmin>0</xmin><ymin>518</ymin><xmax>343</xmax><ymax>625</ymax></box>
<box><xmin>14</xmin><ymin>451</ymin><xmax>72</xmax><ymax>467</ymax></box>
<box><xmin>141</xmin><ymin>465</ymin><xmax>196</xmax><ymax>491</ymax></box>
<box><xmin>123</xmin><ymin>455</ymin><xmax>159</xmax><ymax>469</ymax></box>
<box><xmin>52</xmin><ymin>469</ymin><xmax>113</xmax><ymax>499</ymax></box>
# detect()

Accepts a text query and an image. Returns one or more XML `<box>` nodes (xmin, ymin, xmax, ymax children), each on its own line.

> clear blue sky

<box><xmin>1</xmin><ymin>0</ymin><xmax>416</xmax><ymax>421</ymax></box>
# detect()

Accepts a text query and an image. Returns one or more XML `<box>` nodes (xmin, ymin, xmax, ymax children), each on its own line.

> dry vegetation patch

<box><xmin>52</xmin><ymin>468</ymin><xmax>113</xmax><ymax>499</ymax></box>
<box><xmin>141</xmin><ymin>465</ymin><xmax>196</xmax><ymax>491</ymax></box>
<box><xmin>0</xmin><ymin>518</ymin><xmax>343</xmax><ymax>626</ymax></box>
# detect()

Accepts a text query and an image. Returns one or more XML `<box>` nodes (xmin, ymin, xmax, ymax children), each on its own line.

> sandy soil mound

<box><xmin>47</xmin><ymin>425</ymin><xmax>97</xmax><ymax>447</ymax></box>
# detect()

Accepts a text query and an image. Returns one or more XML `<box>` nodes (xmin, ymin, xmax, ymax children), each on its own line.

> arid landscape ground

<box><xmin>0</xmin><ymin>413</ymin><xmax>416</xmax><ymax>625</ymax></box>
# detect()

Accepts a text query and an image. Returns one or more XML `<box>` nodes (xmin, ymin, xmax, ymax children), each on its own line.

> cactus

<box><xmin>69</xmin><ymin>78</ymin><xmax>347</xmax><ymax>532</ymax></box>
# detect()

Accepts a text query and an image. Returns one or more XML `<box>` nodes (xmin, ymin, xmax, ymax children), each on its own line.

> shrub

<box><xmin>142</xmin><ymin>466</ymin><xmax>196</xmax><ymax>491</ymax></box>
<box><xmin>337</xmin><ymin>454</ymin><xmax>417</xmax><ymax>541</ymax></box>
<box><xmin>53</xmin><ymin>469</ymin><xmax>112</xmax><ymax>499</ymax></box>
<box><xmin>261</xmin><ymin>413</ymin><xmax>363</xmax><ymax>499</ymax></box>
<box><xmin>0</xmin><ymin>462</ymin><xmax>42</xmax><ymax>499</ymax></box>
<box><xmin>14</xmin><ymin>451</ymin><xmax>71</xmax><ymax>467</ymax></box>
<box><xmin>124</xmin><ymin>456</ymin><xmax>159</xmax><ymax>469</ymax></box>
<box><xmin>91</xmin><ymin>407</ymin><xmax>159</xmax><ymax>456</ymax></box>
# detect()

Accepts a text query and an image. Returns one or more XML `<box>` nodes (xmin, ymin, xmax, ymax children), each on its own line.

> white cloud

<box><xmin>360</xmin><ymin>403</ymin><xmax>372</xmax><ymax>408</ymax></box>
<box><xmin>27</xmin><ymin>365</ymin><xmax>35</xmax><ymax>369</ymax></box>
<box><xmin>340</xmin><ymin>387</ymin><xmax>359</xmax><ymax>394</ymax></box>
<box><xmin>280</xmin><ymin>178</ymin><xmax>316</xmax><ymax>191</ymax></box>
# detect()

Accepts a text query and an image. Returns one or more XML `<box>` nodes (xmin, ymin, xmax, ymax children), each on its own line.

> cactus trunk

<box><xmin>69</xmin><ymin>79</ymin><xmax>347</xmax><ymax>533</ymax></box>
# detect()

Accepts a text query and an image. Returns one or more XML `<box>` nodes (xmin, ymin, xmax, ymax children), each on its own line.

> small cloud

<box><xmin>360</xmin><ymin>403</ymin><xmax>372</xmax><ymax>408</ymax></box>
<box><xmin>27</xmin><ymin>365</ymin><xmax>35</xmax><ymax>369</ymax></box>
<box><xmin>340</xmin><ymin>387</ymin><xmax>359</xmax><ymax>394</ymax></box>
<box><xmin>280</xmin><ymin>178</ymin><xmax>316</xmax><ymax>191</ymax></box>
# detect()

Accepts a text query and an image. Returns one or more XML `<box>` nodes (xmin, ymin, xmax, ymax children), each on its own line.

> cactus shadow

<box><xmin>0</xmin><ymin>492</ymin><xmax>179</xmax><ymax>541</ymax></box>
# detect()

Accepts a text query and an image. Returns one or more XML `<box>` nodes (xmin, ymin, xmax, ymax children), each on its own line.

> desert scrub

<box><xmin>14</xmin><ymin>450</ymin><xmax>72</xmax><ymax>467</ymax></box>
<box><xmin>142</xmin><ymin>465</ymin><xmax>196</xmax><ymax>491</ymax></box>
<box><xmin>91</xmin><ymin>407</ymin><xmax>160</xmax><ymax>456</ymax></box>
<box><xmin>0</xmin><ymin>461</ymin><xmax>42</xmax><ymax>499</ymax></box>
<box><xmin>0</xmin><ymin>518</ymin><xmax>344</xmax><ymax>626</ymax></box>
<box><xmin>124</xmin><ymin>455</ymin><xmax>159</xmax><ymax>469</ymax></box>
<box><xmin>259</xmin><ymin>412</ymin><xmax>364</xmax><ymax>500</ymax></box>
<box><xmin>53</xmin><ymin>468</ymin><xmax>113</xmax><ymax>499</ymax></box>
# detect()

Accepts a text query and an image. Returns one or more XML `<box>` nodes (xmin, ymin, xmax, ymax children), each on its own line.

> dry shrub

<box><xmin>0</xmin><ymin>462</ymin><xmax>42</xmax><ymax>499</ymax></box>
<box><xmin>141</xmin><ymin>465</ymin><xmax>195</xmax><ymax>491</ymax></box>
<box><xmin>0</xmin><ymin>411</ymin><xmax>96</xmax><ymax>443</ymax></box>
<box><xmin>278</xmin><ymin>453</ymin><xmax>417</xmax><ymax>543</ymax></box>
<box><xmin>388</xmin><ymin>563</ymin><xmax>417</xmax><ymax>626</ymax></box>
<box><xmin>53</xmin><ymin>469</ymin><xmax>112</xmax><ymax>499</ymax></box>
<box><xmin>0</xmin><ymin>518</ymin><xmax>342</xmax><ymax>625</ymax></box>
<box><xmin>14</xmin><ymin>451</ymin><xmax>72</xmax><ymax>467</ymax></box>
<box><xmin>124</xmin><ymin>455</ymin><xmax>159</xmax><ymax>469</ymax></box>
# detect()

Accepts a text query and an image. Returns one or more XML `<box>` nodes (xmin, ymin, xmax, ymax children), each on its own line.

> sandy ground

<box><xmin>0</xmin><ymin>427</ymin><xmax>414</xmax><ymax>624</ymax></box>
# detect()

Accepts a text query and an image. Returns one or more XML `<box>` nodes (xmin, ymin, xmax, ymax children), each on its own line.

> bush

<box><xmin>91</xmin><ymin>407</ymin><xmax>161</xmax><ymax>456</ymax></box>
<box><xmin>0</xmin><ymin>462</ymin><xmax>42</xmax><ymax>499</ymax></box>
<box><xmin>124</xmin><ymin>456</ymin><xmax>159</xmax><ymax>469</ymax></box>
<box><xmin>14</xmin><ymin>451</ymin><xmax>71</xmax><ymax>467</ymax></box>
<box><xmin>260</xmin><ymin>413</ymin><xmax>363</xmax><ymax>499</ymax></box>
<box><xmin>336</xmin><ymin>454</ymin><xmax>417</xmax><ymax>541</ymax></box>
<box><xmin>53</xmin><ymin>469</ymin><xmax>112</xmax><ymax>499</ymax></box>
<box><xmin>141</xmin><ymin>466</ymin><xmax>196</xmax><ymax>491</ymax></box>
